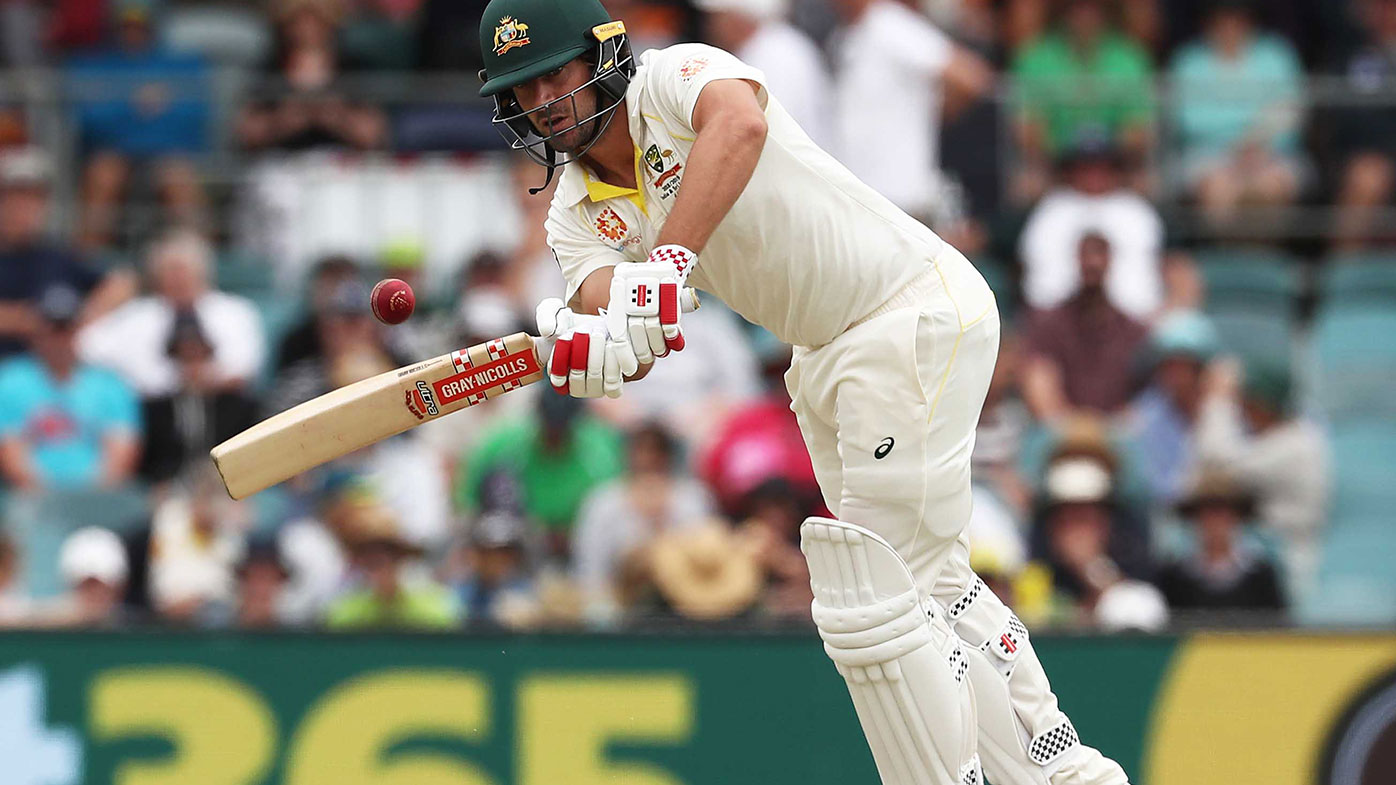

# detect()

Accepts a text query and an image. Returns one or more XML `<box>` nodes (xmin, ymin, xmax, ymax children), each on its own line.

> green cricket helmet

<box><xmin>477</xmin><ymin>0</ymin><xmax>635</xmax><ymax>191</ymax></box>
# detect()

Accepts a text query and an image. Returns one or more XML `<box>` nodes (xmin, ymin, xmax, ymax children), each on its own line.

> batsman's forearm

<box><xmin>656</xmin><ymin>112</ymin><xmax>766</xmax><ymax>253</ymax></box>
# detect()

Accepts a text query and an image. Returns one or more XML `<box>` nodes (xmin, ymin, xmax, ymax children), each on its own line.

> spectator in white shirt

<box><xmin>694</xmin><ymin>0</ymin><xmax>835</xmax><ymax>149</ymax></box>
<box><xmin>829</xmin><ymin>0</ymin><xmax>993</xmax><ymax>220</ymax></box>
<box><xmin>1019</xmin><ymin>140</ymin><xmax>1165</xmax><ymax>319</ymax></box>
<box><xmin>79</xmin><ymin>229</ymin><xmax>265</xmax><ymax>397</ymax></box>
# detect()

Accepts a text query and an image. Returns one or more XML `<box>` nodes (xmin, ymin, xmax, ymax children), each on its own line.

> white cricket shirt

<box><xmin>545</xmin><ymin>43</ymin><xmax>946</xmax><ymax>349</ymax></box>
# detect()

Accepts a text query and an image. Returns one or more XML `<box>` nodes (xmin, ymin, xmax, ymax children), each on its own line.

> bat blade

<box><xmin>211</xmin><ymin>333</ymin><xmax>543</xmax><ymax>499</ymax></box>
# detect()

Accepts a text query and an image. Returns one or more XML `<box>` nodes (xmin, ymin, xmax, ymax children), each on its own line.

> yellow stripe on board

<box><xmin>1145</xmin><ymin>634</ymin><xmax>1396</xmax><ymax>785</ymax></box>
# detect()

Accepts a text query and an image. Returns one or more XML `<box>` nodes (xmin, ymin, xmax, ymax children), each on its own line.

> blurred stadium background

<box><xmin>0</xmin><ymin>0</ymin><xmax>1393</xmax><ymax>783</ymax></box>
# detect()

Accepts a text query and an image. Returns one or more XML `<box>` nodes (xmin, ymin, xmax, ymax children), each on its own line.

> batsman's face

<box><xmin>512</xmin><ymin>58</ymin><xmax>600</xmax><ymax>154</ymax></box>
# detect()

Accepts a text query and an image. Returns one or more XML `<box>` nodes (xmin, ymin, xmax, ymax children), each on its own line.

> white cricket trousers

<box><xmin>786</xmin><ymin>245</ymin><xmax>1128</xmax><ymax>785</ymax></box>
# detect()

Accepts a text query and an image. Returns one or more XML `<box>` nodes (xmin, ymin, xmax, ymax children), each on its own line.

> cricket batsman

<box><xmin>478</xmin><ymin>1</ymin><xmax>1130</xmax><ymax>783</ymax></box>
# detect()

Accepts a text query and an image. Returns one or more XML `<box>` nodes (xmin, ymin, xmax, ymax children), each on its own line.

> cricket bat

<box><xmin>211</xmin><ymin>332</ymin><xmax>546</xmax><ymax>499</ymax></box>
<box><xmin>211</xmin><ymin>290</ymin><xmax>698</xmax><ymax>500</ymax></box>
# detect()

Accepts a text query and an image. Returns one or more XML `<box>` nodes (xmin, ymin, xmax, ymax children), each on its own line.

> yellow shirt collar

<box><xmin>581</xmin><ymin>146</ymin><xmax>648</xmax><ymax>214</ymax></box>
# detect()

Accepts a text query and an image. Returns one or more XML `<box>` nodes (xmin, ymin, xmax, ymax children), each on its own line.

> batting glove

<box><xmin>536</xmin><ymin>298</ymin><xmax>638</xmax><ymax>399</ymax></box>
<box><xmin>605</xmin><ymin>244</ymin><xmax>697</xmax><ymax>366</ymax></box>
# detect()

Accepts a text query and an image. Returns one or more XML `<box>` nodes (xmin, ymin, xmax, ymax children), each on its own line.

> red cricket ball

<box><xmin>370</xmin><ymin>278</ymin><xmax>416</xmax><ymax>325</ymax></box>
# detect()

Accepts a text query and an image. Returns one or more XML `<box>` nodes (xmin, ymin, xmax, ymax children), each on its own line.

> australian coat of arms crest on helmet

<box><xmin>493</xmin><ymin>17</ymin><xmax>531</xmax><ymax>55</ymax></box>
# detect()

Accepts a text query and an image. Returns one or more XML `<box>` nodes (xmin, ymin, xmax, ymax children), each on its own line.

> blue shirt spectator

<box><xmin>1168</xmin><ymin>1</ymin><xmax>1305</xmax><ymax>211</ymax></box>
<box><xmin>0</xmin><ymin>287</ymin><xmax>141</xmax><ymax>491</ymax></box>
<box><xmin>0</xmin><ymin>148</ymin><xmax>131</xmax><ymax>358</ymax></box>
<box><xmin>64</xmin><ymin>0</ymin><xmax>210</xmax><ymax>157</ymax></box>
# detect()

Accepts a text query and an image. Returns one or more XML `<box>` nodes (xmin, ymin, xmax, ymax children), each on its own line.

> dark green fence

<box><xmin>1</xmin><ymin>631</ymin><xmax>1391</xmax><ymax>785</ymax></box>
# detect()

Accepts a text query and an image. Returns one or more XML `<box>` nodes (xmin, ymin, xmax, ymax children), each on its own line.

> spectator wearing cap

<box><xmin>1196</xmin><ymin>360</ymin><xmax>1329</xmax><ymax>600</ymax></box>
<box><xmin>829</xmin><ymin>0</ymin><xmax>994</xmax><ymax>222</ymax></box>
<box><xmin>1126</xmin><ymin>311</ymin><xmax>1220</xmax><ymax>505</ymax></box>
<box><xmin>694</xmin><ymin>0</ymin><xmax>833</xmax><ymax>149</ymax></box>
<box><xmin>646</xmin><ymin>521</ymin><xmax>763</xmax><ymax>622</ymax></box>
<box><xmin>0</xmin><ymin>285</ymin><xmax>141</xmax><ymax>491</ymax></box>
<box><xmin>456</xmin><ymin>392</ymin><xmax>624</xmax><ymax>564</ymax></box>
<box><xmin>146</xmin><ymin>468</ymin><xmax>249</xmax><ymax>623</ymax></box>
<box><xmin>1157</xmin><ymin>469</ymin><xmax>1285</xmax><ymax>612</ymax></box>
<box><xmin>1022</xmin><ymin>232</ymin><xmax>1149</xmax><ymax>420</ymax></box>
<box><xmin>572</xmin><ymin>422</ymin><xmax>716</xmax><ymax>625</ymax></box>
<box><xmin>232</xmin><ymin>538</ymin><xmax>293</xmax><ymax>628</ymax></box>
<box><xmin>1168</xmin><ymin>0</ymin><xmax>1306</xmax><ymax>222</ymax></box>
<box><xmin>1018</xmin><ymin>139</ymin><xmax>1165</xmax><ymax>319</ymax></box>
<box><xmin>65</xmin><ymin>0</ymin><xmax>211</xmax><ymax>250</ymax></box>
<box><xmin>79</xmin><ymin>229</ymin><xmax>265</xmax><ymax>399</ymax></box>
<box><xmin>0</xmin><ymin>147</ymin><xmax>134</xmax><ymax>359</ymax></box>
<box><xmin>326</xmin><ymin>503</ymin><xmax>459</xmax><ymax>630</ymax></box>
<box><xmin>42</xmin><ymin>527</ymin><xmax>130</xmax><ymax>627</ymax></box>
<box><xmin>1010</xmin><ymin>0</ymin><xmax>1154</xmax><ymax>188</ymax></box>
<box><xmin>132</xmin><ymin>307</ymin><xmax>260</xmax><ymax>484</ymax></box>
<box><xmin>450</xmin><ymin>507</ymin><xmax>539</xmax><ymax>629</ymax></box>
<box><xmin>1032</xmin><ymin>444</ymin><xmax>1163</xmax><ymax>628</ymax></box>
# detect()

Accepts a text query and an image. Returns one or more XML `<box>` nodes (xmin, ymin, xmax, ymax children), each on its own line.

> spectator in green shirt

<box><xmin>326</xmin><ymin>504</ymin><xmax>459</xmax><ymax>631</ymax></box>
<box><xmin>1011</xmin><ymin>0</ymin><xmax>1154</xmax><ymax>198</ymax></box>
<box><xmin>454</xmin><ymin>392</ymin><xmax>624</xmax><ymax>564</ymax></box>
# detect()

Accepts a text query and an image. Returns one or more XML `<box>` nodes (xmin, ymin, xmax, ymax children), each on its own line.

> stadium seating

<box><xmin>1311</xmin><ymin>305</ymin><xmax>1396</xmax><ymax>421</ymax></box>
<box><xmin>1302</xmin><ymin>523</ymin><xmax>1396</xmax><ymax>626</ymax></box>
<box><xmin>1192</xmin><ymin>246</ymin><xmax>1302</xmax><ymax>314</ymax></box>
<box><xmin>1190</xmin><ymin>246</ymin><xmax>1301</xmax><ymax>370</ymax></box>
<box><xmin>1208</xmin><ymin>310</ymin><xmax>1295</xmax><ymax>370</ymax></box>
<box><xmin>1327</xmin><ymin>422</ymin><xmax>1396</xmax><ymax>527</ymax></box>
<box><xmin>1319</xmin><ymin>252</ymin><xmax>1396</xmax><ymax>306</ymax></box>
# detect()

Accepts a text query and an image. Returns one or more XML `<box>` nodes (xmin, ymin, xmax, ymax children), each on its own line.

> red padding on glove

<box><xmin>549</xmin><ymin>339</ymin><xmax>570</xmax><ymax>394</ymax></box>
<box><xmin>658</xmin><ymin>283</ymin><xmax>679</xmax><ymax>326</ymax></box>
<box><xmin>665</xmin><ymin>332</ymin><xmax>686</xmax><ymax>352</ymax></box>
<box><xmin>570</xmin><ymin>332</ymin><xmax>590</xmax><ymax>371</ymax></box>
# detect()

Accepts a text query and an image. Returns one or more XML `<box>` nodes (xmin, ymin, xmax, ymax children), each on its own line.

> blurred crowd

<box><xmin>1</xmin><ymin>0</ymin><xmax>1394</xmax><ymax>634</ymax></box>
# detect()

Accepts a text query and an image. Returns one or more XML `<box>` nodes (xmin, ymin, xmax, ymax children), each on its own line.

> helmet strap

<box><xmin>530</xmin><ymin>147</ymin><xmax>558</xmax><ymax>195</ymax></box>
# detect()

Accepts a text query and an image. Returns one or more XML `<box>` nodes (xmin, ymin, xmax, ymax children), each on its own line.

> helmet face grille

<box><xmin>490</xmin><ymin>34</ymin><xmax>634</xmax><ymax>172</ymax></box>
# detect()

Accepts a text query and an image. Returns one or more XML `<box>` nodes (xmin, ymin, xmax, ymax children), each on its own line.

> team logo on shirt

<box><xmin>493</xmin><ymin>17</ymin><xmax>531</xmax><ymax>55</ymax></box>
<box><xmin>644</xmin><ymin>145</ymin><xmax>673</xmax><ymax>174</ymax></box>
<box><xmin>679</xmin><ymin>56</ymin><xmax>710</xmax><ymax>82</ymax></box>
<box><xmin>595</xmin><ymin>207</ymin><xmax>628</xmax><ymax>242</ymax></box>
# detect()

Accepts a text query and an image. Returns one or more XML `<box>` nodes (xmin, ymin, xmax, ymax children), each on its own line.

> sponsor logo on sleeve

<box><xmin>679</xmin><ymin>56</ymin><xmax>710</xmax><ymax>82</ymax></box>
